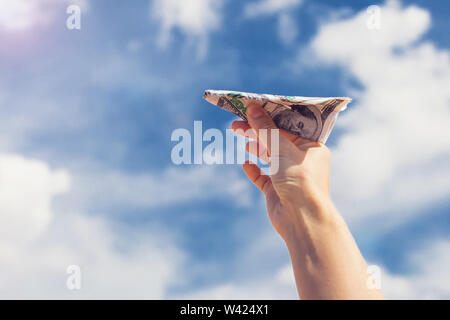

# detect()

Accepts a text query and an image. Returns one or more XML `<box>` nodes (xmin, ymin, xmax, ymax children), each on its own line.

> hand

<box><xmin>231</xmin><ymin>103</ymin><xmax>334</xmax><ymax>242</ymax></box>
<box><xmin>232</xmin><ymin>103</ymin><xmax>385</xmax><ymax>299</ymax></box>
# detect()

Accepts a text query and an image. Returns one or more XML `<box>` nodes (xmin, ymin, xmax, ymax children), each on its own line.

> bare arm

<box><xmin>232</xmin><ymin>104</ymin><xmax>384</xmax><ymax>300</ymax></box>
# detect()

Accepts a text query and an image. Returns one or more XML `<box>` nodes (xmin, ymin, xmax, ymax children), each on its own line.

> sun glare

<box><xmin>0</xmin><ymin>0</ymin><xmax>37</xmax><ymax>31</ymax></box>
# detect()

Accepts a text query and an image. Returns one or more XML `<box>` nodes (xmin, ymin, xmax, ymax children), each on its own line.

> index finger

<box><xmin>233</xmin><ymin>114</ymin><xmax>314</xmax><ymax>148</ymax></box>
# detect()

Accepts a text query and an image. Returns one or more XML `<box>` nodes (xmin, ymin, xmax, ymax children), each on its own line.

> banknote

<box><xmin>203</xmin><ymin>90</ymin><xmax>351</xmax><ymax>143</ymax></box>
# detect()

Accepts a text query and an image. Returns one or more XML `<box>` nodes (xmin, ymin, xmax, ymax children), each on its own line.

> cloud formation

<box><xmin>0</xmin><ymin>154</ymin><xmax>184</xmax><ymax>298</ymax></box>
<box><xmin>72</xmin><ymin>165</ymin><xmax>253</xmax><ymax>210</ymax></box>
<box><xmin>0</xmin><ymin>0</ymin><xmax>89</xmax><ymax>31</ymax></box>
<box><xmin>0</xmin><ymin>0</ymin><xmax>448</xmax><ymax>300</ymax></box>
<box><xmin>185</xmin><ymin>0</ymin><xmax>450</xmax><ymax>300</ymax></box>
<box><xmin>0</xmin><ymin>0</ymin><xmax>41</xmax><ymax>30</ymax></box>
<box><xmin>151</xmin><ymin>0</ymin><xmax>224</xmax><ymax>57</ymax></box>
<box><xmin>245</xmin><ymin>0</ymin><xmax>303</xmax><ymax>18</ymax></box>
<box><xmin>305</xmin><ymin>0</ymin><xmax>450</xmax><ymax>228</ymax></box>
<box><xmin>245</xmin><ymin>0</ymin><xmax>302</xmax><ymax>46</ymax></box>
<box><xmin>378</xmin><ymin>239</ymin><xmax>450</xmax><ymax>299</ymax></box>
<box><xmin>277</xmin><ymin>13</ymin><xmax>298</xmax><ymax>45</ymax></box>
<box><xmin>183</xmin><ymin>239</ymin><xmax>450</xmax><ymax>299</ymax></box>
<box><xmin>0</xmin><ymin>154</ymin><xmax>69</xmax><ymax>245</ymax></box>
<box><xmin>181</xmin><ymin>264</ymin><xmax>297</xmax><ymax>299</ymax></box>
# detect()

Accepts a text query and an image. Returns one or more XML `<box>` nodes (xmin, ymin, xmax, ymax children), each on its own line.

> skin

<box><xmin>231</xmin><ymin>103</ymin><xmax>385</xmax><ymax>300</ymax></box>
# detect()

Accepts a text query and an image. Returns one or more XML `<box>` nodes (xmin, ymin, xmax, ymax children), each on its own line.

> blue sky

<box><xmin>0</xmin><ymin>0</ymin><xmax>449</xmax><ymax>298</ymax></box>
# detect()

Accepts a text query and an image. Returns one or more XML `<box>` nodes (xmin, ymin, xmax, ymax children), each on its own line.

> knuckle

<box><xmin>256</xmin><ymin>119</ymin><xmax>275</xmax><ymax>129</ymax></box>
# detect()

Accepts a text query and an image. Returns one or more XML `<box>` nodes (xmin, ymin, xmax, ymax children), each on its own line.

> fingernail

<box><xmin>248</xmin><ymin>105</ymin><xmax>264</xmax><ymax>119</ymax></box>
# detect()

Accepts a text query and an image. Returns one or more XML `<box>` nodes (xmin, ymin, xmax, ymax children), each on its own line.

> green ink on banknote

<box><xmin>231</xmin><ymin>97</ymin><xmax>246</xmax><ymax>116</ymax></box>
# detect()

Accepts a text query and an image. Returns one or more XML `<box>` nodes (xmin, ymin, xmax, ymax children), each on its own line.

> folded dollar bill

<box><xmin>203</xmin><ymin>90</ymin><xmax>351</xmax><ymax>143</ymax></box>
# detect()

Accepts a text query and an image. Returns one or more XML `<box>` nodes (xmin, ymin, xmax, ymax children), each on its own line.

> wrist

<box><xmin>280</xmin><ymin>193</ymin><xmax>340</xmax><ymax>249</ymax></box>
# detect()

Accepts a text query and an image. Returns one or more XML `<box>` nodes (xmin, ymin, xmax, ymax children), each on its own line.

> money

<box><xmin>203</xmin><ymin>90</ymin><xmax>351</xmax><ymax>143</ymax></box>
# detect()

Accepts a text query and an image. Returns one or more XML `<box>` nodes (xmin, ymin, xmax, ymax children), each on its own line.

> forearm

<box><xmin>283</xmin><ymin>197</ymin><xmax>385</xmax><ymax>300</ymax></box>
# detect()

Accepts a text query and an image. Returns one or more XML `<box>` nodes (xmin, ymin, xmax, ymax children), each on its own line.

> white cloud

<box><xmin>0</xmin><ymin>154</ymin><xmax>258</xmax><ymax>299</ymax></box>
<box><xmin>176</xmin><ymin>213</ymin><xmax>298</xmax><ymax>299</ymax></box>
<box><xmin>180</xmin><ymin>263</ymin><xmax>297</xmax><ymax>299</ymax></box>
<box><xmin>0</xmin><ymin>153</ymin><xmax>184</xmax><ymax>298</ymax></box>
<box><xmin>303</xmin><ymin>0</ymin><xmax>450</xmax><ymax>228</ymax></box>
<box><xmin>0</xmin><ymin>213</ymin><xmax>184</xmax><ymax>299</ymax></box>
<box><xmin>72</xmin><ymin>165</ymin><xmax>253</xmax><ymax>210</ymax></box>
<box><xmin>277</xmin><ymin>13</ymin><xmax>298</xmax><ymax>45</ymax></box>
<box><xmin>0</xmin><ymin>154</ymin><xmax>70</xmax><ymax>245</ymax></box>
<box><xmin>379</xmin><ymin>239</ymin><xmax>450</xmax><ymax>299</ymax></box>
<box><xmin>0</xmin><ymin>0</ymin><xmax>89</xmax><ymax>31</ymax></box>
<box><xmin>245</xmin><ymin>0</ymin><xmax>302</xmax><ymax>46</ymax></box>
<box><xmin>0</xmin><ymin>0</ymin><xmax>40</xmax><ymax>30</ymax></box>
<box><xmin>0</xmin><ymin>153</ymin><xmax>254</xmax><ymax>298</ymax></box>
<box><xmin>150</xmin><ymin>0</ymin><xmax>224</xmax><ymax>57</ymax></box>
<box><xmin>5</xmin><ymin>152</ymin><xmax>448</xmax><ymax>299</ymax></box>
<box><xmin>245</xmin><ymin>0</ymin><xmax>302</xmax><ymax>18</ymax></box>
<box><xmin>1</xmin><ymin>0</ymin><xmax>447</xmax><ymax>300</ymax></box>
<box><xmin>181</xmin><ymin>238</ymin><xmax>450</xmax><ymax>300</ymax></box>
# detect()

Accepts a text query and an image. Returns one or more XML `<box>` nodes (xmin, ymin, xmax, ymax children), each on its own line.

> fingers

<box><xmin>233</xmin><ymin>107</ymin><xmax>314</xmax><ymax>149</ymax></box>
<box><xmin>246</xmin><ymin>141</ymin><xmax>270</xmax><ymax>163</ymax></box>
<box><xmin>231</xmin><ymin>120</ymin><xmax>257</xmax><ymax>140</ymax></box>
<box><xmin>242</xmin><ymin>161</ymin><xmax>272</xmax><ymax>195</ymax></box>
<box><xmin>232</xmin><ymin>120</ymin><xmax>269</xmax><ymax>161</ymax></box>
<box><xmin>232</xmin><ymin>120</ymin><xmax>291</xmax><ymax>142</ymax></box>
<box><xmin>246</xmin><ymin>104</ymin><xmax>278</xmax><ymax>153</ymax></box>
<box><xmin>284</xmin><ymin>132</ymin><xmax>313</xmax><ymax>148</ymax></box>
